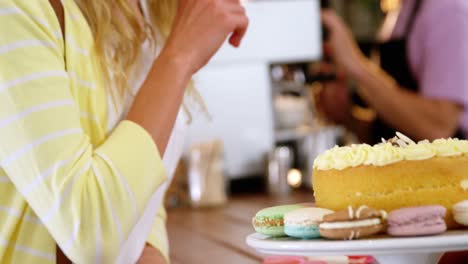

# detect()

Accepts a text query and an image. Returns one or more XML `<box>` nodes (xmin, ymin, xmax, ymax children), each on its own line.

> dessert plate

<box><xmin>246</xmin><ymin>230</ymin><xmax>468</xmax><ymax>264</ymax></box>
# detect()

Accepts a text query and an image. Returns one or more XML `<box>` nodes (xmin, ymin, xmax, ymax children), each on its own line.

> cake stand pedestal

<box><xmin>246</xmin><ymin>231</ymin><xmax>468</xmax><ymax>264</ymax></box>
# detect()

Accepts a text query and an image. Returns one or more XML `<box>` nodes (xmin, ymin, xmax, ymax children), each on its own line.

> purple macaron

<box><xmin>387</xmin><ymin>205</ymin><xmax>447</xmax><ymax>237</ymax></box>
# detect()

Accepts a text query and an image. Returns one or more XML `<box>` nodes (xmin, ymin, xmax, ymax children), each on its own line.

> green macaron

<box><xmin>252</xmin><ymin>204</ymin><xmax>307</xmax><ymax>237</ymax></box>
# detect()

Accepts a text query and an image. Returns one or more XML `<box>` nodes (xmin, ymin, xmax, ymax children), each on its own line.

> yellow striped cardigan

<box><xmin>0</xmin><ymin>0</ymin><xmax>170</xmax><ymax>263</ymax></box>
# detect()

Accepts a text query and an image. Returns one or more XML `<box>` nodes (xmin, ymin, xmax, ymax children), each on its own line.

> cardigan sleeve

<box><xmin>0</xmin><ymin>2</ymin><xmax>167</xmax><ymax>263</ymax></box>
<box><xmin>147</xmin><ymin>207</ymin><xmax>170</xmax><ymax>261</ymax></box>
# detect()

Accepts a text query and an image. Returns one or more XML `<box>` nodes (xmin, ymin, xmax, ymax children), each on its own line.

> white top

<box><xmin>107</xmin><ymin>1</ymin><xmax>188</xmax><ymax>182</ymax></box>
<box><xmin>108</xmin><ymin>2</ymin><xmax>188</xmax><ymax>261</ymax></box>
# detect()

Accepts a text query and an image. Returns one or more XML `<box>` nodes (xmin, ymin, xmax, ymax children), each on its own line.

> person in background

<box><xmin>0</xmin><ymin>0</ymin><xmax>247</xmax><ymax>263</ymax></box>
<box><xmin>317</xmin><ymin>0</ymin><xmax>468</xmax><ymax>143</ymax></box>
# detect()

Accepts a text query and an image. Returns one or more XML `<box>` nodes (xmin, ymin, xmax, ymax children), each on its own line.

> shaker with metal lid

<box><xmin>267</xmin><ymin>146</ymin><xmax>293</xmax><ymax>196</ymax></box>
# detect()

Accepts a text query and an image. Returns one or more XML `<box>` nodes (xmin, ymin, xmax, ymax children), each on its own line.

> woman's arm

<box><xmin>132</xmin><ymin>1</ymin><xmax>248</xmax><ymax>259</ymax></box>
<box><xmin>352</xmin><ymin>59</ymin><xmax>461</xmax><ymax>140</ymax></box>
<box><xmin>0</xmin><ymin>9</ymin><xmax>165</xmax><ymax>258</ymax></box>
<box><xmin>127</xmin><ymin>0</ymin><xmax>249</xmax><ymax>154</ymax></box>
<box><xmin>321</xmin><ymin>10</ymin><xmax>463</xmax><ymax>141</ymax></box>
<box><xmin>0</xmin><ymin>1</ymin><xmax>247</xmax><ymax>263</ymax></box>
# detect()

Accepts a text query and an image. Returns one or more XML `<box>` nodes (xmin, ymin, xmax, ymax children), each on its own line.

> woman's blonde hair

<box><xmin>75</xmin><ymin>0</ymin><xmax>206</xmax><ymax>121</ymax></box>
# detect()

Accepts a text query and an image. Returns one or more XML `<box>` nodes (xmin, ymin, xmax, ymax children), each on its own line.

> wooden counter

<box><xmin>167</xmin><ymin>190</ymin><xmax>313</xmax><ymax>264</ymax></box>
<box><xmin>167</xmin><ymin>191</ymin><xmax>468</xmax><ymax>264</ymax></box>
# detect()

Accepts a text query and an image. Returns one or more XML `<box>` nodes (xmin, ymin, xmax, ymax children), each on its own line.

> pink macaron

<box><xmin>387</xmin><ymin>205</ymin><xmax>447</xmax><ymax>237</ymax></box>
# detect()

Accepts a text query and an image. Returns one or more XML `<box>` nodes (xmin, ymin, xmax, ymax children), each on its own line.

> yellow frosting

<box><xmin>314</xmin><ymin>133</ymin><xmax>468</xmax><ymax>171</ymax></box>
<box><xmin>353</xmin><ymin>144</ymin><xmax>374</xmax><ymax>166</ymax></box>
<box><xmin>432</xmin><ymin>139</ymin><xmax>462</xmax><ymax>157</ymax></box>
<box><xmin>330</xmin><ymin>146</ymin><xmax>354</xmax><ymax>170</ymax></box>
<box><xmin>368</xmin><ymin>143</ymin><xmax>403</xmax><ymax>166</ymax></box>
<box><xmin>453</xmin><ymin>138</ymin><xmax>468</xmax><ymax>154</ymax></box>
<box><xmin>313</xmin><ymin>147</ymin><xmax>337</xmax><ymax>171</ymax></box>
<box><xmin>398</xmin><ymin>142</ymin><xmax>435</xmax><ymax>160</ymax></box>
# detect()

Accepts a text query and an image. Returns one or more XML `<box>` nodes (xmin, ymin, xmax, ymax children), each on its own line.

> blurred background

<box><xmin>167</xmin><ymin>0</ymin><xmax>389</xmax><ymax>208</ymax></box>
<box><xmin>167</xmin><ymin>1</ymin><xmax>468</xmax><ymax>263</ymax></box>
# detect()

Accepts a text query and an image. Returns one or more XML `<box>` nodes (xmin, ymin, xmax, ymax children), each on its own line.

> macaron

<box><xmin>453</xmin><ymin>200</ymin><xmax>468</xmax><ymax>226</ymax></box>
<box><xmin>252</xmin><ymin>204</ymin><xmax>307</xmax><ymax>237</ymax></box>
<box><xmin>284</xmin><ymin>207</ymin><xmax>334</xmax><ymax>239</ymax></box>
<box><xmin>319</xmin><ymin>205</ymin><xmax>386</xmax><ymax>240</ymax></box>
<box><xmin>387</xmin><ymin>205</ymin><xmax>447</xmax><ymax>237</ymax></box>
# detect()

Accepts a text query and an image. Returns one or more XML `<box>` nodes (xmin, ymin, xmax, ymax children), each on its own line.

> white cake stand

<box><xmin>246</xmin><ymin>230</ymin><xmax>468</xmax><ymax>264</ymax></box>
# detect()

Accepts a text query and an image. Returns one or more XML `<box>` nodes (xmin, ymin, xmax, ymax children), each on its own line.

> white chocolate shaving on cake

<box><xmin>356</xmin><ymin>205</ymin><xmax>368</xmax><ymax>219</ymax></box>
<box><xmin>348</xmin><ymin>206</ymin><xmax>354</xmax><ymax>219</ymax></box>
<box><xmin>314</xmin><ymin>133</ymin><xmax>468</xmax><ymax>171</ymax></box>
<box><xmin>397</xmin><ymin>142</ymin><xmax>435</xmax><ymax>161</ymax></box>
<box><xmin>380</xmin><ymin>210</ymin><xmax>388</xmax><ymax>220</ymax></box>
<box><xmin>396</xmin><ymin>132</ymin><xmax>416</xmax><ymax>145</ymax></box>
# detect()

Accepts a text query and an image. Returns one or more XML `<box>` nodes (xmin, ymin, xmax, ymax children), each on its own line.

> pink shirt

<box><xmin>393</xmin><ymin>0</ymin><xmax>468</xmax><ymax>137</ymax></box>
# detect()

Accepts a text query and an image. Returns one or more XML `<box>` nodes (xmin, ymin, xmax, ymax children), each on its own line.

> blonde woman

<box><xmin>0</xmin><ymin>0</ymin><xmax>248</xmax><ymax>263</ymax></box>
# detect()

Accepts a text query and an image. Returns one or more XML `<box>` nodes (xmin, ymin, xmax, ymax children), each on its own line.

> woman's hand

<box><xmin>163</xmin><ymin>0</ymin><xmax>249</xmax><ymax>75</ymax></box>
<box><xmin>317</xmin><ymin>81</ymin><xmax>351</xmax><ymax>125</ymax></box>
<box><xmin>314</xmin><ymin>64</ymin><xmax>351</xmax><ymax>125</ymax></box>
<box><xmin>321</xmin><ymin>10</ymin><xmax>365</xmax><ymax>77</ymax></box>
<box><xmin>127</xmin><ymin>0</ymin><xmax>248</xmax><ymax>154</ymax></box>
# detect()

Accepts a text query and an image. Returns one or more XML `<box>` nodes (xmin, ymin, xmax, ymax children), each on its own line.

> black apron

<box><xmin>370</xmin><ymin>0</ymin><xmax>465</xmax><ymax>144</ymax></box>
